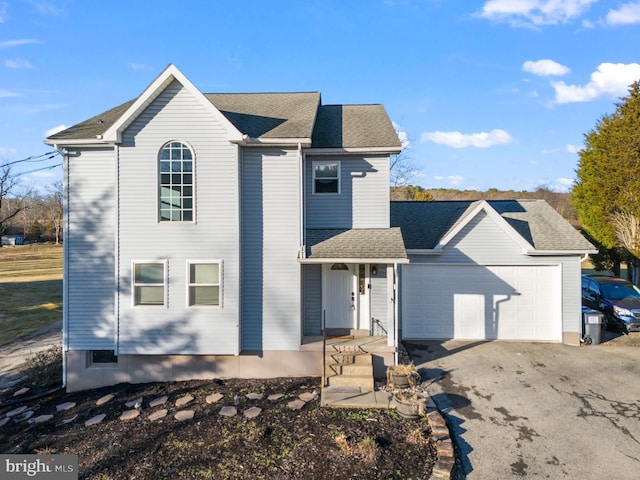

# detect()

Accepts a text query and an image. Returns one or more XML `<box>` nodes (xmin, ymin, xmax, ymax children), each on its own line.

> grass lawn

<box><xmin>0</xmin><ymin>243</ymin><xmax>62</xmax><ymax>345</ymax></box>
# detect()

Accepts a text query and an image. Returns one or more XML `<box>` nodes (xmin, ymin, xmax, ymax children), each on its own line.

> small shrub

<box><xmin>25</xmin><ymin>344</ymin><xmax>62</xmax><ymax>388</ymax></box>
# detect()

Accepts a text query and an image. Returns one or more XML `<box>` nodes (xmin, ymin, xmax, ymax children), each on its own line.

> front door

<box><xmin>323</xmin><ymin>264</ymin><xmax>355</xmax><ymax>329</ymax></box>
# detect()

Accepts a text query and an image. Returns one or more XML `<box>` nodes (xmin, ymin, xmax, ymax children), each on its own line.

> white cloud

<box><xmin>522</xmin><ymin>59</ymin><xmax>570</xmax><ymax>76</ymax></box>
<box><xmin>0</xmin><ymin>39</ymin><xmax>39</xmax><ymax>49</ymax></box>
<box><xmin>421</xmin><ymin>129</ymin><xmax>515</xmax><ymax>148</ymax></box>
<box><xmin>447</xmin><ymin>175</ymin><xmax>464</xmax><ymax>186</ymax></box>
<box><xmin>478</xmin><ymin>0</ymin><xmax>597</xmax><ymax>27</ymax></box>
<box><xmin>45</xmin><ymin>124</ymin><xmax>68</xmax><ymax>137</ymax></box>
<box><xmin>552</xmin><ymin>62</ymin><xmax>640</xmax><ymax>103</ymax></box>
<box><xmin>566</xmin><ymin>144</ymin><xmax>581</xmax><ymax>153</ymax></box>
<box><xmin>0</xmin><ymin>89</ymin><xmax>19</xmax><ymax>98</ymax></box>
<box><xmin>0</xmin><ymin>2</ymin><xmax>8</xmax><ymax>23</ymax></box>
<box><xmin>606</xmin><ymin>1</ymin><xmax>640</xmax><ymax>25</ymax></box>
<box><xmin>392</xmin><ymin>121</ymin><xmax>411</xmax><ymax>149</ymax></box>
<box><xmin>27</xmin><ymin>0</ymin><xmax>63</xmax><ymax>16</ymax></box>
<box><xmin>5</xmin><ymin>58</ymin><xmax>33</xmax><ymax>69</ymax></box>
<box><xmin>130</xmin><ymin>63</ymin><xmax>153</xmax><ymax>71</ymax></box>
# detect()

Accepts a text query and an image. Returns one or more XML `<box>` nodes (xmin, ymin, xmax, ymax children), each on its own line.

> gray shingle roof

<box><xmin>47</xmin><ymin>88</ymin><xmax>400</xmax><ymax>149</ymax></box>
<box><xmin>306</xmin><ymin>228</ymin><xmax>407</xmax><ymax>260</ymax></box>
<box><xmin>391</xmin><ymin>200</ymin><xmax>596</xmax><ymax>252</ymax></box>
<box><xmin>205</xmin><ymin>92</ymin><xmax>320</xmax><ymax>139</ymax></box>
<box><xmin>311</xmin><ymin>105</ymin><xmax>402</xmax><ymax>149</ymax></box>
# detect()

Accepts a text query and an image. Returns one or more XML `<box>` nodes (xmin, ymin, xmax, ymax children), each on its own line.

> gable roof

<box><xmin>46</xmin><ymin>65</ymin><xmax>401</xmax><ymax>151</ymax></box>
<box><xmin>390</xmin><ymin>200</ymin><xmax>597</xmax><ymax>254</ymax></box>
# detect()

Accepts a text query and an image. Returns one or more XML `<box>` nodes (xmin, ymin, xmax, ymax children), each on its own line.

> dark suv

<box><xmin>581</xmin><ymin>275</ymin><xmax>640</xmax><ymax>332</ymax></box>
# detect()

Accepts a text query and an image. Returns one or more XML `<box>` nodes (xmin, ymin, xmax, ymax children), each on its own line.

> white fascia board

<box><xmin>238</xmin><ymin>137</ymin><xmax>312</xmax><ymax>147</ymax></box>
<box><xmin>304</xmin><ymin>147</ymin><xmax>402</xmax><ymax>155</ymax></box>
<box><xmin>437</xmin><ymin>200</ymin><xmax>535</xmax><ymax>252</ymax></box>
<box><xmin>406</xmin><ymin>249</ymin><xmax>443</xmax><ymax>255</ymax></box>
<box><xmin>102</xmin><ymin>64</ymin><xmax>243</xmax><ymax>144</ymax></box>
<box><xmin>299</xmin><ymin>257</ymin><xmax>410</xmax><ymax>264</ymax></box>
<box><xmin>525</xmin><ymin>249</ymin><xmax>599</xmax><ymax>256</ymax></box>
<box><xmin>44</xmin><ymin>139</ymin><xmax>115</xmax><ymax>148</ymax></box>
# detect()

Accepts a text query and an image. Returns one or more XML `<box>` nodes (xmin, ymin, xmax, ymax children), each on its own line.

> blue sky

<box><xmin>1</xmin><ymin>0</ymin><xmax>639</xmax><ymax>193</ymax></box>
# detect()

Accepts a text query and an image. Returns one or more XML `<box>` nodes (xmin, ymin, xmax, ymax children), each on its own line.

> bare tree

<box><xmin>0</xmin><ymin>165</ymin><xmax>31</xmax><ymax>246</ymax></box>
<box><xmin>390</xmin><ymin>126</ymin><xmax>420</xmax><ymax>200</ymax></box>
<box><xmin>44</xmin><ymin>181</ymin><xmax>63</xmax><ymax>244</ymax></box>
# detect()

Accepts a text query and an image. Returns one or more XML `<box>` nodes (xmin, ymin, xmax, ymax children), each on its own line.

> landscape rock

<box><xmin>31</xmin><ymin>414</ymin><xmax>54</xmax><ymax>424</ymax></box>
<box><xmin>61</xmin><ymin>414</ymin><xmax>78</xmax><ymax>425</ymax></box>
<box><xmin>96</xmin><ymin>394</ymin><xmax>115</xmax><ymax>406</ymax></box>
<box><xmin>175</xmin><ymin>395</ymin><xmax>194</xmax><ymax>407</ymax></box>
<box><xmin>6</xmin><ymin>406</ymin><xmax>28</xmax><ymax>418</ymax></box>
<box><xmin>120</xmin><ymin>409</ymin><xmax>140</xmax><ymax>421</ymax></box>
<box><xmin>288</xmin><ymin>399</ymin><xmax>306</xmax><ymax>411</ymax></box>
<box><xmin>219</xmin><ymin>406</ymin><xmax>237</xmax><ymax>417</ymax></box>
<box><xmin>125</xmin><ymin>397</ymin><xmax>143</xmax><ymax>408</ymax></box>
<box><xmin>56</xmin><ymin>402</ymin><xmax>76</xmax><ymax>412</ymax></box>
<box><xmin>174</xmin><ymin>410</ymin><xmax>194</xmax><ymax>421</ymax></box>
<box><xmin>13</xmin><ymin>387</ymin><xmax>30</xmax><ymax>397</ymax></box>
<box><xmin>148</xmin><ymin>409</ymin><xmax>168</xmax><ymax>422</ymax></box>
<box><xmin>205</xmin><ymin>393</ymin><xmax>223</xmax><ymax>404</ymax></box>
<box><xmin>243</xmin><ymin>406</ymin><xmax>262</xmax><ymax>419</ymax></box>
<box><xmin>149</xmin><ymin>395</ymin><xmax>168</xmax><ymax>408</ymax></box>
<box><xmin>267</xmin><ymin>393</ymin><xmax>284</xmax><ymax>401</ymax></box>
<box><xmin>85</xmin><ymin>414</ymin><xmax>106</xmax><ymax>426</ymax></box>
<box><xmin>14</xmin><ymin>411</ymin><xmax>34</xmax><ymax>422</ymax></box>
<box><xmin>299</xmin><ymin>392</ymin><xmax>316</xmax><ymax>402</ymax></box>
<box><xmin>246</xmin><ymin>393</ymin><xmax>263</xmax><ymax>400</ymax></box>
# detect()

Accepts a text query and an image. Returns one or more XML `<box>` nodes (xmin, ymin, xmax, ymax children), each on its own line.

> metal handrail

<box><xmin>322</xmin><ymin>309</ymin><xmax>327</xmax><ymax>387</ymax></box>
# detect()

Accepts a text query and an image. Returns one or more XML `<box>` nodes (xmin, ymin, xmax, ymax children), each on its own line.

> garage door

<box><xmin>402</xmin><ymin>264</ymin><xmax>561</xmax><ymax>341</ymax></box>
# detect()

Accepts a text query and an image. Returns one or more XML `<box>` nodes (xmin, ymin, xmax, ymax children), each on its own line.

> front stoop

<box><xmin>324</xmin><ymin>350</ymin><xmax>374</xmax><ymax>392</ymax></box>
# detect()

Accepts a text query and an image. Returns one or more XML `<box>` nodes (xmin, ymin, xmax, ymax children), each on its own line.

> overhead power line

<box><xmin>1</xmin><ymin>151</ymin><xmax>59</xmax><ymax>169</ymax></box>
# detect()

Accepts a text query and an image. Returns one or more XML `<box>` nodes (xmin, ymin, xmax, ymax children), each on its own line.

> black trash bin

<box><xmin>582</xmin><ymin>307</ymin><xmax>603</xmax><ymax>345</ymax></box>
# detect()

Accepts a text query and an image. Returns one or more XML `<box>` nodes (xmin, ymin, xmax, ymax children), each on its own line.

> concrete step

<box><xmin>326</xmin><ymin>352</ymin><xmax>372</xmax><ymax>365</ymax></box>
<box><xmin>327</xmin><ymin>363</ymin><xmax>374</xmax><ymax>376</ymax></box>
<box><xmin>326</xmin><ymin>374</ymin><xmax>374</xmax><ymax>390</ymax></box>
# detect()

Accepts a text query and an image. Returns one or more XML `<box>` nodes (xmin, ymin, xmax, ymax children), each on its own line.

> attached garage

<box><xmin>401</xmin><ymin>264</ymin><xmax>562</xmax><ymax>341</ymax></box>
<box><xmin>391</xmin><ymin>199</ymin><xmax>598</xmax><ymax>345</ymax></box>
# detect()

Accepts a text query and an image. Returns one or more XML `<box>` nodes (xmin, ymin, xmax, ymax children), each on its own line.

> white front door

<box><xmin>323</xmin><ymin>264</ymin><xmax>355</xmax><ymax>329</ymax></box>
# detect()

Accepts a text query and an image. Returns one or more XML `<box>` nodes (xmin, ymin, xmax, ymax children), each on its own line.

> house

<box><xmin>45</xmin><ymin>65</ymin><xmax>406</xmax><ymax>391</ymax></box>
<box><xmin>46</xmin><ymin>65</ymin><xmax>595</xmax><ymax>392</ymax></box>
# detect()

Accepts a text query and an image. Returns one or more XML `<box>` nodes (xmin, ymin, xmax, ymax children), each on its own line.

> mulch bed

<box><xmin>1</xmin><ymin>377</ymin><xmax>437</xmax><ymax>479</ymax></box>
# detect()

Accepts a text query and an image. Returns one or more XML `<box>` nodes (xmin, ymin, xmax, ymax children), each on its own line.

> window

<box><xmin>89</xmin><ymin>350</ymin><xmax>118</xmax><ymax>364</ymax></box>
<box><xmin>188</xmin><ymin>261</ymin><xmax>221</xmax><ymax>306</ymax></box>
<box><xmin>159</xmin><ymin>141</ymin><xmax>193</xmax><ymax>221</ymax></box>
<box><xmin>133</xmin><ymin>262</ymin><xmax>166</xmax><ymax>306</ymax></box>
<box><xmin>313</xmin><ymin>161</ymin><xmax>340</xmax><ymax>194</ymax></box>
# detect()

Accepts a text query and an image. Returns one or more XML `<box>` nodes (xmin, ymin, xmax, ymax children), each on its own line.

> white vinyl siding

<box><xmin>306</xmin><ymin>155</ymin><xmax>390</xmax><ymax>229</ymax></box>
<box><xmin>117</xmin><ymin>80</ymin><xmax>240</xmax><ymax>355</ymax></box>
<box><xmin>66</xmin><ymin>148</ymin><xmax>116</xmax><ymax>350</ymax></box>
<box><xmin>241</xmin><ymin>148</ymin><xmax>301</xmax><ymax>351</ymax></box>
<box><xmin>370</xmin><ymin>265</ymin><xmax>388</xmax><ymax>336</ymax></box>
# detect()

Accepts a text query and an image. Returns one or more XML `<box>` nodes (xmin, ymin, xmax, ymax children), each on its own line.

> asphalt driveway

<box><xmin>405</xmin><ymin>339</ymin><xmax>640</xmax><ymax>479</ymax></box>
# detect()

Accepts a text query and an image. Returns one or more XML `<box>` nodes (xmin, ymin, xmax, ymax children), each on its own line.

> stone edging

<box><xmin>425</xmin><ymin>396</ymin><xmax>456</xmax><ymax>480</ymax></box>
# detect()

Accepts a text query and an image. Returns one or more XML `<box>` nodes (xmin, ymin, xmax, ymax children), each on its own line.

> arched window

<box><xmin>159</xmin><ymin>141</ymin><xmax>193</xmax><ymax>222</ymax></box>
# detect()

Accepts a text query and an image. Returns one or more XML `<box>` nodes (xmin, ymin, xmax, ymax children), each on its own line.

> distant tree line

<box><xmin>0</xmin><ymin>164</ymin><xmax>62</xmax><ymax>245</ymax></box>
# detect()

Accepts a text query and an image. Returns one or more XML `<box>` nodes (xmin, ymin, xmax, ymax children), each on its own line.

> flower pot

<box><xmin>394</xmin><ymin>393</ymin><xmax>425</xmax><ymax>420</ymax></box>
<box><xmin>392</xmin><ymin>373</ymin><xmax>411</xmax><ymax>389</ymax></box>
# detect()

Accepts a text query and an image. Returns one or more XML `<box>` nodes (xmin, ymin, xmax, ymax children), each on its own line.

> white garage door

<box><xmin>402</xmin><ymin>264</ymin><xmax>561</xmax><ymax>341</ymax></box>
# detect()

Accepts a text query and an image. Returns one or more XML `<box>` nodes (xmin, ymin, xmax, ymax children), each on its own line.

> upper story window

<box><xmin>313</xmin><ymin>161</ymin><xmax>340</xmax><ymax>194</ymax></box>
<box><xmin>133</xmin><ymin>261</ymin><xmax>166</xmax><ymax>306</ymax></box>
<box><xmin>159</xmin><ymin>141</ymin><xmax>193</xmax><ymax>222</ymax></box>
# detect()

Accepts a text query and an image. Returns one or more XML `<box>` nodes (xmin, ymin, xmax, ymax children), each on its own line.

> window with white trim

<box><xmin>133</xmin><ymin>262</ymin><xmax>166</xmax><ymax>306</ymax></box>
<box><xmin>188</xmin><ymin>261</ymin><xmax>222</xmax><ymax>306</ymax></box>
<box><xmin>313</xmin><ymin>161</ymin><xmax>340</xmax><ymax>194</ymax></box>
<box><xmin>159</xmin><ymin>141</ymin><xmax>193</xmax><ymax>221</ymax></box>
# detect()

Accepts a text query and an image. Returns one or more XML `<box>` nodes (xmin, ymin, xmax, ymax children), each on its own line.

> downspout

<box><xmin>299</xmin><ymin>143</ymin><xmax>305</xmax><ymax>258</ymax></box>
<box><xmin>298</xmin><ymin>143</ymin><xmax>305</xmax><ymax>342</ymax></box>
<box><xmin>54</xmin><ymin>145</ymin><xmax>69</xmax><ymax>390</ymax></box>
<box><xmin>393</xmin><ymin>262</ymin><xmax>399</xmax><ymax>364</ymax></box>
